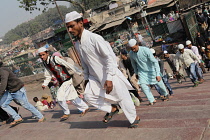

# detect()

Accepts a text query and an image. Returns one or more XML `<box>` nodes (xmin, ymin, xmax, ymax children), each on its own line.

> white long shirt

<box><xmin>189</xmin><ymin>46</ymin><xmax>202</xmax><ymax>60</ymax></box>
<box><xmin>75</xmin><ymin>29</ymin><xmax>133</xmax><ymax>101</ymax></box>
<box><xmin>175</xmin><ymin>49</ymin><xmax>201</xmax><ymax>71</ymax></box>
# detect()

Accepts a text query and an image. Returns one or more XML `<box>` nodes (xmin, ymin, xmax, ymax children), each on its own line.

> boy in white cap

<box><xmin>128</xmin><ymin>39</ymin><xmax>169</xmax><ymax>105</ymax></box>
<box><xmin>38</xmin><ymin>46</ymin><xmax>89</xmax><ymax>121</ymax></box>
<box><xmin>186</xmin><ymin>40</ymin><xmax>205</xmax><ymax>82</ymax></box>
<box><xmin>65</xmin><ymin>11</ymin><xmax>140</xmax><ymax>128</ymax></box>
<box><xmin>175</xmin><ymin>44</ymin><xmax>202</xmax><ymax>87</ymax></box>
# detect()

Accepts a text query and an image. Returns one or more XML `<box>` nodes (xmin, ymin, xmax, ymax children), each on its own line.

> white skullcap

<box><xmin>164</xmin><ymin>50</ymin><xmax>168</xmax><ymax>54</ymax></box>
<box><xmin>162</xmin><ymin>40</ymin><xmax>166</xmax><ymax>43</ymax></box>
<box><xmin>186</xmin><ymin>40</ymin><xmax>192</xmax><ymax>45</ymax></box>
<box><xmin>178</xmin><ymin>44</ymin><xmax>184</xmax><ymax>49</ymax></box>
<box><xmin>65</xmin><ymin>11</ymin><xmax>82</xmax><ymax>23</ymax></box>
<box><xmin>128</xmin><ymin>39</ymin><xmax>137</xmax><ymax>47</ymax></box>
<box><xmin>38</xmin><ymin>47</ymin><xmax>48</xmax><ymax>53</ymax></box>
<box><xmin>202</xmin><ymin>47</ymin><xmax>205</xmax><ymax>50</ymax></box>
<box><xmin>150</xmin><ymin>48</ymin><xmax>156</xmax><ymax>54</ymax></box>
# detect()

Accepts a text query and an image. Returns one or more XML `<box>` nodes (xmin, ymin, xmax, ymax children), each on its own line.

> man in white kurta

<box><xmin>38</xmin><ymin>47</ymin><xmax>89</xmax><ymax>121</ymax></box>
<box><xmin>65</xmin><ymin>11</ymin><xmax>139</xmax><ymax>127</ymax></box>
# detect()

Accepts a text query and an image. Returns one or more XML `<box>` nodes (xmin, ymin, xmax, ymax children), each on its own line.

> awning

<box><xmin>100</xmin><ymin>18</ymin><xmax>126</xmax><ymax>31</ymax></box>
<box><xmin>166</xmin><ymin>2</ymin><xmax>175</xmax><ymax>8</ymax></box>
<box><xmin>147</xmin><ymin>9</ymin><xmax>161</xmax><ymax>15</ymax></box>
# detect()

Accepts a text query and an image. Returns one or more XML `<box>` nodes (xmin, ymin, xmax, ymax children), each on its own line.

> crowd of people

<box><xmin>0</xmin><ymin>11</ymin><xmax>208</xmax><ymax>129</ymax></box>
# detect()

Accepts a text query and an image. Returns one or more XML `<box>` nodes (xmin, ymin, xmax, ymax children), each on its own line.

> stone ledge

<box><xmin>20</xmin><ymin>73</ymin><xmax>45</xmax><ymax>84</ymax></box>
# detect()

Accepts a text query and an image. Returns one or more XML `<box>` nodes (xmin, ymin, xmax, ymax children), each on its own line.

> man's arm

<box><xmin>147</xmin><ymin>49</ymin><xmax>160</xmax><ymax>76</ymax></box>
<box><xmin>54</xmin><ymin>56</ymin><xmax>82</xmax><ymax>75</ymax></box>
<box><xmin>188</xmin><ymin>49</ymin><xmax>201</xmax><ymax>63</ymax></box>
<box><xmin>94</xmin><ymin>36</ymin><xmax>115</xmax><ymax>81</ymax></box>
<box><xmin>42</xmin><ymin>70</ymin><xmax>52</xmax><ymax>88</ymax></box>
<box><xmin>0</xmin><ymin>69</ymin><xmax>9</xmax><ymax>96</ymax></box>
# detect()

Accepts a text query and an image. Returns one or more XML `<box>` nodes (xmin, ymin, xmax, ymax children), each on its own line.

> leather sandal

<box><xmin>128</xmin><ymin>119</ymin><xmax>140</xmax><ymax>128</ymax></box>
<box><xmin>60</xmin><ymin>114</ymin><xmax>70</xmax><ymax>122</ymax></box>
<box><xmin>103</xmin><ymin>106</ymin><xmax>119</xmax><ymax>123</ymax></box>
<box><xmin>10</xmin><ymin>118</ymin><xmax>23</xmax><ymax>126</ymax></box>
<box><xmin>80</xmin><ymin>108</ymin><xmax>90</xmax><ymax>117</ymax></box>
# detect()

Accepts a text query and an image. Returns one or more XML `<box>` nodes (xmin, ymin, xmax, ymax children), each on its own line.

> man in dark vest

<box><xmin>38</xmin><ymin>47</ymin><xmax>89</xmax><ymax>121</ymax></box>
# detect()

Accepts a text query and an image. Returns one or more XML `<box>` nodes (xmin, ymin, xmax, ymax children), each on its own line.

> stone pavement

<box><xmin>1</xmin><ymin>72</ymin><xmax>210</xmax><ymax>140</ymax></box>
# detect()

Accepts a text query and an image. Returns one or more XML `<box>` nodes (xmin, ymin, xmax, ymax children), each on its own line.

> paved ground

<box><xmin>1</xmin><ymin>71</ymin><xmax>210</xmax><ymax>140</ymax></box>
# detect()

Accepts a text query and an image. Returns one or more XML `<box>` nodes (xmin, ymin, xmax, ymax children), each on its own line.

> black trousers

<box><xmin>0</xmin><ymin>106</ymin><xmax>18</xmax><ymax>121</ymax></box>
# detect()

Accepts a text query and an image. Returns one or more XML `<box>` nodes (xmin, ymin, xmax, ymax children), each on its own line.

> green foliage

<box><xmin>3</xmin><ymin>6</ymin><xmax>70</xmax><ymax>44</ymax></box>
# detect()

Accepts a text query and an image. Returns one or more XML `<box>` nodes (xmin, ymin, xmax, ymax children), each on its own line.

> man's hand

<box><xmin>66</xmin><ymin>100</ymin><xmax>71</xmax><ymax>105</ymax></box>
<box><xmin>42</xmin><ymin>85</ymin><xmax>46</xmax><ymax>90</ymax></box>
<box><xmin>156</xmin><ymin>76</ymin><xmax>161</xmax><ymax>82</ymax></box>
<box><xmin>104</xmin><ymin>80</ymin><xmax>113</xmax><ymax>94</ymax></box>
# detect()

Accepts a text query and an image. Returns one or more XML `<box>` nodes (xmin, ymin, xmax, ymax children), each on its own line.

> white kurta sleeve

<box><xmin>94</xmin><ymin>36</ymin><xmax>115</xmax><ymax>81</ymax></box>
<box><xmin>189</xmin><ymin>50</ymin><xmax>201</xmax><ymax>63</ymax></box>
<box><xmin>54</xmin><ymin>56</ymin><xmax>82</xmax><ymax>74</ymax></box>
<box><xmin>74</xmin><ymin>43</ymin><xmax>89</xmax><ymax>80</ymax></box>
<box><xmin>43</xmin><ymin>70</ymin><xmax>52</xmax><ymax>86</ymax></box>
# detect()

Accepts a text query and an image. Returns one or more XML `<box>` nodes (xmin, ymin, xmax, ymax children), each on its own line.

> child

<box><xmin>33</xmin><ymin>97</ymin><xmax>48</xmax><ymax>111</ymax></box>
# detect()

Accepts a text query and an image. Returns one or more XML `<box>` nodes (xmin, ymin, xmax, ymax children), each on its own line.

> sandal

<box><xmin>80</xmin><ymin>108</ymin><xmax>90</xmax><ymax>117</ymax></box>
<box><xmin>38</xmin><ymin>117</ymin><xmax>46</xmax><ymax>123</ymax></box>
<box><xmin>10</xmin><ymin>118</ymin><xmax>23</xmax><ymax>126</ymax></box>
<box><xmin>148</xmin><ymin>101</ymin><xmax>156</xmax><ymax>106</ymax></box>
<box><xmin>162</xmin><ymin>95</ymin><xmax>169</xmax><ymax>101</ymax></box>
<box><xmin>129</xmin><ymin>119</ymin><xmax>140</xmax><ymax>128</ymax></box>
<box><xmin>60</xmin><ymin>114</ymin><xmax>70</xmax><ymax>122</ymax></box>
<box><xmin>103</xmin><ymin>108</ymin><xmax>119</xmax><ymax>123</ymax></box>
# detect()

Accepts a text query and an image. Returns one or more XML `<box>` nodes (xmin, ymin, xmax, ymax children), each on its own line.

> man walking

<box><xmin>65</xmin><ymin>11</ymin><xmax>140</xmax><ymax>128</ymax></box>
<box><xmin>129</xmin><ymin>39</ymin><xmax>169</xmax><ymax>105</ymax></box>
<box><xmin>38</xmin><ymin>47</ymin><xmax>89</xmax><ymax>121</ymax></box>
<box><xmin>0</xmin><ymin>61</ymin><xmax>45</xmax><ymax>126</ymax></box>
<box><xmin>186</xmin><ymin>40</ymin><xmax>205</xmax><ymax>81</ymax></box>
<box><xmin>175</xmin><ymin>44</ymin><xmax>203</xmax><ymax>87</ymax></box>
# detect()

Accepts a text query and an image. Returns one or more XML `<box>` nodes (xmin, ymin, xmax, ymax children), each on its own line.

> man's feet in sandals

<box><xmin>80</xmin><ymin>108</ymin><xmax>90</xmax><ymax>117</ymax></box>
<box><xmin>103</xmin><ymin>105</ymin><xmax>119</xmax><ymax>123</ymax></box>
<box><xmin>129</xmin><ymin>116</ymin><xmax>140</xmax><ymax>128</ymax></box>
<box><xmin>148</xmin><ymin>100</ymin><xmax>156</xmax><ymax>106</ymax></box>
<box><xmin>38</xmin><ymin>117</ymin><xmax>46</xmax><ymax>123</ymax></box>
<box><xmin>162</xmin><ymin>95</ymin><xmax>169</xmax><ymax>101</ymax></box>
<box><xmin>60</xmin><ymin>114</ymin><xmax>70</xmax><ymax>122</ymax></box>
<box><xmin>10</xmin><ymin>118</ymin><xmax>23</xmax><ymax>127</ymax></box>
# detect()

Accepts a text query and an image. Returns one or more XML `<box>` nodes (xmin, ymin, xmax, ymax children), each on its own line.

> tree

<box><xmin>18</xmin><ymin>0</ymin><xmax>109</xmax><ymax>17</ymax></box>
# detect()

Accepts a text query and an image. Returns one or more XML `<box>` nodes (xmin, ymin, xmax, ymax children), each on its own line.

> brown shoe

<box><xmin>60</xmin><ymin>114</ymin><xmax>70</xmax><ymax>121</ymax></box>
<box><xmin>80</xmin><ymin>108</ymin><xmax>90</xmax><ymax>117</ymax></box>
<box><xmin>38</xmin><ymin>117</ymin><xmax>46</xmax><ymax>123</ymax></box>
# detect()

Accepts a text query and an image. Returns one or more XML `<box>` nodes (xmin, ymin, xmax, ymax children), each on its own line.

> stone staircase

<box><xmin>1</xmin><ymin>73</ymin><xmax>210</xmax><ymax>140</ymax></box>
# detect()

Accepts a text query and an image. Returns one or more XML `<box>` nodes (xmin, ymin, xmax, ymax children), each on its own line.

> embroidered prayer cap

<box><xmin>178</xmin><ymin>44</ymin><xmax>184</xmax><ymax>49</ymax></box>
<box><xmin>65</xmin><ymin>11</ymin><xmax>82</xmax><ymax>23</ymax></box>
<box><xmin>38</xmin><ymin>47</ymin><xmax>48</xmax><ymax>54</ymax></box>
<box><xmin>163</xmin><ymin>50</ymin><xmax>168</xmax><ymax>54</ymax></box>
<box><xmin>128</xmin><ymin>39</ymin><xmax>137</xmax><ymax>47</ymax></box>
<box><xmin>186</xmin><ymin>40</ymin><xmax>192</xmax><ymax>45</ymax></box>
<box><xmin>150</xmin><ymin>48</ymin><xmax>156</xmax><ymax>54</ymax></box>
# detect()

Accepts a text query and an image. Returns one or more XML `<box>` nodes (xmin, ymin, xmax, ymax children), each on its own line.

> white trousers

<box><xmin>58</xmin><ymin>97</ymin><xmax>89</xmax><ymax>115</ymax></box>
<box><xmin>84</xmin><ymin>78</ymin><xmax>137</xmax><ymax>124</ymax></box>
